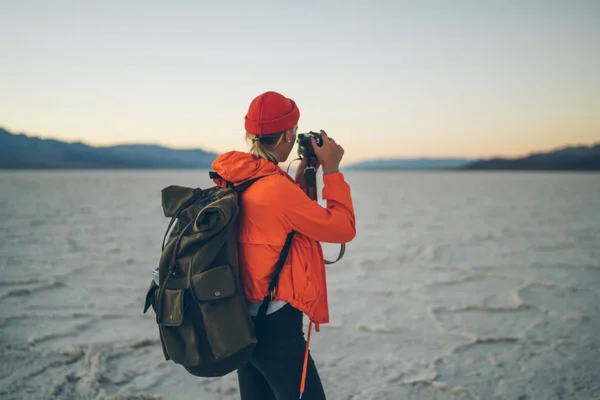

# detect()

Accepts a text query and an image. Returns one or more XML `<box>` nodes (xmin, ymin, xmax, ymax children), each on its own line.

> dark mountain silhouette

<box><xmin>347</xmin><ymin>158</ymin><xmax>475</xmax><ymax>170</ymax></box>
<box><xmin>461</xmin><ymin>143</ymin><xmax>600</xmax><ymax>171</ymax></box>
<box><xmin>0</xmin><ymin>127</ymin><xmax>218</xmax><ymax>169</ymax></box>
<box><xmin>3</xmin><ymin>126</ymin><xmax>598</xmax><ymax>171</ymax></box>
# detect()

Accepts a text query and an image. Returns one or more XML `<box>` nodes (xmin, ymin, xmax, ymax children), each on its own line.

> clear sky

<box><xmin>1</xmin><ymin>0</ymin><xmax>599</xmax><ymax>164</ymax></box>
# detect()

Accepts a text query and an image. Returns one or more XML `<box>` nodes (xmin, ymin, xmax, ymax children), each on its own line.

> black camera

<box><xmin>297</xmin><ymin>131</ymin><xmax>324</xmax><ymax>158</ymax></box>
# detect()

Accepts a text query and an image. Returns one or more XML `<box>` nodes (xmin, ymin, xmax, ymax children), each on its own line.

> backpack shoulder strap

<box><xmin>209</xmin><ymin>171</ymin><xmax>265</xmax><ymax>193</ymax></box>
<box><xmin>209</xmin><ymin>171</ymin><xmax>233</xmax><ymax>188</ymax></box>
<box><xmin>233</xmin><ymin>177</ymin><xmax>264</xmax><ymax>193</ymax></box>
<box><xmin>257</xmin><ymin>230</ymin><xmax>295</xmax><ymax>317</ymax></box>
<box><xmin>209</xmin><ymin>170</ymin><xmax>293</xmax><ymax>317</ymax></box>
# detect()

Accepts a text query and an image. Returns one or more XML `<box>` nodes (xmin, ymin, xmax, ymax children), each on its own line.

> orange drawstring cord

<box><xmin>299</xmin><ymin>320</ymin><xmax>313</xmax><ymax>399</ymax></box>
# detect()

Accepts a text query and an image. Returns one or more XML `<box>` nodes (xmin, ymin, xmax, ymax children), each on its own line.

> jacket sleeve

<box><xmin>280</xmin><ymin>172</ymin><xmax>356</xmax><ymax>244</ymax></box>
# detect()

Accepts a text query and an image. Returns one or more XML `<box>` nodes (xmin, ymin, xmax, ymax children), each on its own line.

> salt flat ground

<box><xmin>1</xmin><ymin>170</ymin><xmax>599</xmax><ymax>400</ymax></box>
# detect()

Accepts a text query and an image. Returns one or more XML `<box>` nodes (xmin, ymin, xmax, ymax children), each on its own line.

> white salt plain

<box><xmin>1</xmin><ymin>170</ymin><xmax>599</xmax><ymax>400</ymax></box>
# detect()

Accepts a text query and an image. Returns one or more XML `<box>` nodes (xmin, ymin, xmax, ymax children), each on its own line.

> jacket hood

<box><xmin>211</xmin><ymin>151</ymin><xmax>292</xmax><ymax>186</ymax></box>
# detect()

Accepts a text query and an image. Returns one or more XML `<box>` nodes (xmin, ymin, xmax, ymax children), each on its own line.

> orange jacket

<box><xmin>211</xmin><ymin>151</ymin><xmax>356</xmax><ymax>326</ymax></box>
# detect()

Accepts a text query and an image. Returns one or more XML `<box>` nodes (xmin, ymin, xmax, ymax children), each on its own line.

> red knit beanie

<box><xmin>244</xmin><ymin>91</ymin><xmax>300</xmax><ymax>136</ymax></box>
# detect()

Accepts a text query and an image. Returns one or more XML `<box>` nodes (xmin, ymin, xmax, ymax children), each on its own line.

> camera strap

<box><xmin>325</xmin><ymin>243</ymin><xmax>346</xmax><ymax>265</ymax></box>
<box><xmin>303</xmin><ymin>158</ymin><xmax>347</xmax><ymax>265</ymax></box>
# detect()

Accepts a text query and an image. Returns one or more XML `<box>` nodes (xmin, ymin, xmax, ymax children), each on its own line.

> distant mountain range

<box><xmin>347</xmin><ymin>158</ymin><xmax>475</xmax><ymax>170</ymax></box>
<box><xmin>0</xmin><ymin>127</ymin><xmax>218</xmax><ymax>169</ymax></box>
<box><xmin>1</xmin><ymin>126</ymin><xmax>598</xmax><ymax>171</ymax></box>
<box><xmin>460</xmin><ymin>144</ymin><xmax>600</xmax><ymax>171</ymax></box>
<box><xmin>348</xmin><ymin>143</ymin><xmax>600</xmax><ymax>171</ymax></box>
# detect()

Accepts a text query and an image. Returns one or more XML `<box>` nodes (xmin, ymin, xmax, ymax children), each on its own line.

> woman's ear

<box><xmin>286</xmin><ymin>129</ymin><xmax>293</xmax><ymax>143</ymax></box>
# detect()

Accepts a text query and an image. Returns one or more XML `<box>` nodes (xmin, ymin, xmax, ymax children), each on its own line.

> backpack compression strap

<box><xmin>257</xmin><ymin>231</ymin><xmax>296</xmax><ymax>317</ymax></box>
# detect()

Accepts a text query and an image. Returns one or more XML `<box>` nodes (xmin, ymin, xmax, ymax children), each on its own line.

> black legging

<box><xmin>237</xmin><ymin>304</ymin><xmax>327</xmax><ymax>400</ymax></box>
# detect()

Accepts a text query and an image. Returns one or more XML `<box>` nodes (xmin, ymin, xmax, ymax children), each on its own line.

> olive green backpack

<box><xmin>143</xmin><ymin>172</ymin><xmax>294</xmax><ymax>377</ymax></box>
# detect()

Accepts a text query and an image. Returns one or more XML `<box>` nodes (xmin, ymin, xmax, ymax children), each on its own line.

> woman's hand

<box><xmin>294</xmin><ymin>156</ymin><xmax>320</xmax><ymax>193</ymax></box>
<box><xmin>311</xmin><ymin>130</ymin><xmax>343</xmax><ymax>175</ymax></box>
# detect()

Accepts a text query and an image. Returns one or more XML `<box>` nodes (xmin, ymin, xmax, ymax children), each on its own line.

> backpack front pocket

<box><xmin>191</xmin><ymin>264</ymin><xmax>256</xmax><ymax>360</ymax></box>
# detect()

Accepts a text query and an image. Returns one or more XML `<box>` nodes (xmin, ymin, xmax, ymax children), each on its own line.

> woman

<box><xmin>210</xmin><ymin>91</ymin><xmax>356</xmax><ymax>400</ymax></box>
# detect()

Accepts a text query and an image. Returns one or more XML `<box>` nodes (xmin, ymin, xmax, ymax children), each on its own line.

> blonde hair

<box><xmin>245</xmin><ymin>131</ymin><xmax>285</xmax><ymax>163</ymax></box>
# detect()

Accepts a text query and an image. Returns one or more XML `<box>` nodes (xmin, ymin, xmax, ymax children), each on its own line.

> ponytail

<box><xmin>245</xmin><ymin>132</ymin><xmax>285</xmax><ymax>163</ymax></box>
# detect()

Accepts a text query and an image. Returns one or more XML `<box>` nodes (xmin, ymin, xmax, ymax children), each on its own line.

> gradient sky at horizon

<box><xmin>1</xmin><ymin>0</ymin><xmax>599</xmax><ymax>164</ymax></box>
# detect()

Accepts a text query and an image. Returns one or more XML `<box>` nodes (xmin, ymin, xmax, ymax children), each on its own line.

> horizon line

<box><xmin>2</xmin><ymin>124</ymin><xmax>599</xmax><ymax>164</ymax></box>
